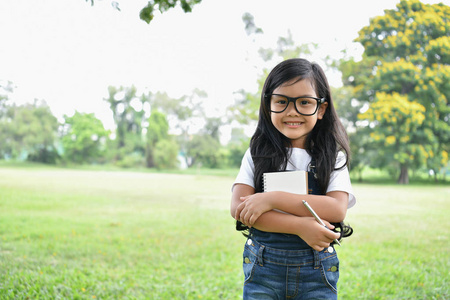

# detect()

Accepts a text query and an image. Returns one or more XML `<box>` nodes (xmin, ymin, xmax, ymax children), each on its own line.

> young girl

<box><xmin>231</xmin><ymin>58</ymin><xmax>356</xmax><ymax>299</ymax></box>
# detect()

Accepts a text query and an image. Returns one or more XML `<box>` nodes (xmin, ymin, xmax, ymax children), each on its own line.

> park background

<box><xmin>0</xmin><ymin>0</ymin><xmax>449</xmax><ymax>298</ymax></box>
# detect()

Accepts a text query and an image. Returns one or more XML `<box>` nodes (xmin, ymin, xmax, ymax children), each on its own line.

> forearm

<box><xmin>268</xmin><ymin>191</ymin><xmax>348</xmax><ymax>222</ymax></box>
<box><xmin>232</xmin><ymin>185</ymin><xmax>304</xmax><ymax>234</ymax></box>
<box><xmin>250</xmin><ymin>210</ymin><xmax>340</xmax><ymax>251</ymax></box>
<box><xmin>250</xmin><ymin>210</ymin><xmax>302</xmax><ymax>235</ymax></box>
<box><xmin>232</xmin><ymin>184</ymin><xmax>341</xmax><ymax>250</ymax></box>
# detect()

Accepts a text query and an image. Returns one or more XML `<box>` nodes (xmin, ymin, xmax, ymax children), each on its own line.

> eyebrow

<box><xmin>272</xmin><ymin>93</ymin><xmax>317</xmax><ymax>98</ymax></box>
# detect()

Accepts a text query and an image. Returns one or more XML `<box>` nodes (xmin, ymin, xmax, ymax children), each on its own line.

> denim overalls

<box><xmin>242</xmin><ymin>165</ymin><xmax>340</xmax><ymax>300</ymax></box>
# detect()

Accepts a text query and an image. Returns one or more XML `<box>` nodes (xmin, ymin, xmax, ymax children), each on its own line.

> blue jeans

<box><xmin>243</xmin><ymin>238</ymin><xmax>339</xmax><ymax>300</ymax></box>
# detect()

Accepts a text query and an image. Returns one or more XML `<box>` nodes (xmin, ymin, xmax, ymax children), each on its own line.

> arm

<box><xmin>236</xmin><ymin>190</ymin><xmax>348</xmax><ymax>227</ymax></box>
<box><xmin>230</xmin><ymin>183</ymin><xmax>255</xmax><ymax>219</ymax></box>
<box><xmin>231</xmin><ymin>184</ymin><xmax>340</xmax><ymax>251</ymax></box>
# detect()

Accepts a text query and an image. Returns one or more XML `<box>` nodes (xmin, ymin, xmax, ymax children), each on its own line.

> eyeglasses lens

<box><xmin>270</xmin><ymin>95</ymin><xmax>318</xmax><ymax>115</ymax></box>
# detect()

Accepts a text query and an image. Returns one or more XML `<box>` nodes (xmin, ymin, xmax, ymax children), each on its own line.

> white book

<box><xmin>263</xmin><ymin>170</ymin><xmax>308</xmax><ymax>195</ymax></box>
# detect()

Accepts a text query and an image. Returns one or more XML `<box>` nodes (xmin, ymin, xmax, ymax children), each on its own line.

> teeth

<box><xmin>286</xmin><ymin>122</ymin><xmax>301</xmax><ymax>125</ymax></box>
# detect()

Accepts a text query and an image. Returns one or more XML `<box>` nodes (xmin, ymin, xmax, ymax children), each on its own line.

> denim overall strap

<box><xmin>308</xmin><ymin>158</ymin><xmax>325</xmax><ymax>269</ymax></box>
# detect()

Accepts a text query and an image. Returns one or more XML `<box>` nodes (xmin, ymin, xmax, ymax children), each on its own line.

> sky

<box><xmin>1</xmin><ymin>0</ymin><xmax>448</xmax><ymax>134</ymax></box>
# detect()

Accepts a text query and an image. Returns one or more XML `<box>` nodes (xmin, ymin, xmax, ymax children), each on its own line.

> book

<box><xmin>263</xmin><ymin>170</ymin><xmax>308</xmax><ymax>195</ymax></box>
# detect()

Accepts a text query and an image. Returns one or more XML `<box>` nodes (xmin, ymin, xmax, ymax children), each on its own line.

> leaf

<box><xmin>139</xmin><ymin>5</ymin><xmax>154</xmax><ymax>24</ymax></box>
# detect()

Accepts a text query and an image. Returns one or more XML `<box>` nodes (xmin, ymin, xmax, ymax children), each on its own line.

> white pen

<box><xmin>302</xmin><ymin>200</ymin><xmax>341</xmax><ymax>246</ymax></box>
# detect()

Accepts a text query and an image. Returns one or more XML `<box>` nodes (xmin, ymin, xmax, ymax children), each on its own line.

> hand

<box><xmin>235</xmin><ymin>193</ymin><xmax>273</xmax><ymax>227</ymax></box>
<box><xmin>297</xmin><ymin>217</ymin><xmax>341</xmax><ymax>251</ymax></box>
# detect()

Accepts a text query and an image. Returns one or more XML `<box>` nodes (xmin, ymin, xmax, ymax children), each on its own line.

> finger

<box><xmin>313</xmin><ymin>244</ymin><xmax>328</xmax><ymax>252</ymax></box>
<box><xmin>248</xmin><ymin>214</ymin><xmax>257</xmax><ymax>227</ymax></box>
<box><xmin>237</xmin><ymin>204</ymin><xmax>246</xmax><ymax>222</ymax></box>
<box><xmin>323</xmin><ymin>221</ymin><xmax>335</xmax><ymax>230</ymax></box>
<box><xmin>241</xmin><ymin>210</ymin><xmax>251</xmax><ymax>226</ymax></box>
<box><xmin>324</xmin><ymin>228</ymin><xmax>340</xmax><ymax>240</ymax></box>
<box><xmin>239</xmin><ymin>208</ymin><xmax>246</xmax><ymax>224</ymax></box>
<box><xmin>246</xmin><ymin>212</ymin><xmax>255</xmax><ymax>227</ymax></box>
<box><xmin>235</xmin><ymin>203</ymin><xmax>244</xmax><ymax>220</ymax></box>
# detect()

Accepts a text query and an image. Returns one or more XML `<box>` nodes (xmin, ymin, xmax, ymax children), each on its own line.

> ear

<box><xmin>317</xmin><ymin>102</ymin><xmax>328</xmax><ymax>120</ymax></box>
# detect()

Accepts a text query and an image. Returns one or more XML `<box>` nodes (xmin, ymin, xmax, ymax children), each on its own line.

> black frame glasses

<box><xmin>265</xmin><ymin>93</ymin><xmax>326</xmax><ymax>116</ymax></box>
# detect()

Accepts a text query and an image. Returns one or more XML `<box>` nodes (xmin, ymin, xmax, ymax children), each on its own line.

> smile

<box><xmin>285</xmin><ymin>122</ymin><xmax>302</xmax><ymax>126</ymax></box>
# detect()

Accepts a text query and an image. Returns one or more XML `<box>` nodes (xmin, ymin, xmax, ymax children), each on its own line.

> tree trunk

<box><xmin>398</xmin><ymin>164</ymin><xmax>409</xmax><ymax>184</ymax></box>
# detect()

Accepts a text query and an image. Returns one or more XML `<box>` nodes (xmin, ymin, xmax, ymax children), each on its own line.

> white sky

<box><xmin>1</xmin><ymin>0</ymin><xmax>448</xmax><ymax>132</ymax></box>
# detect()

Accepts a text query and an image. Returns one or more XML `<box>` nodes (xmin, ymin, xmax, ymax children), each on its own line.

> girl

<box><xmin>231</xmin><ymin>58</ymin><xmax>356</xmax><ymax>299</ymax></box>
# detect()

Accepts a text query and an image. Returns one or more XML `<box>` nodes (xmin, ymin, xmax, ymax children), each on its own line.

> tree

<box><xmin>358</xmin><ymin>92</ymin><xmax>426</xmax><ymax>184</ymax></box>
<box><xmin>186</xmin><ymin>134</ymin><xmax>222</xmax><ymax>168</ymax></box>
<box><xmin>0</xmin><ymin>100</ymin><xmax>59</xmax><ymax>163</ymax></box>
<box><xmin>105</xmin><ymin>86</ymin><xmax>149</xmax><ymax>162</ymax></box>
<box><xmin>146</xmin><ymin>110</ymin><xmax>169</xmax><ymax>168</ymax></box>
<box><xmin>351</xmin><ymin>0</ymin><xmax>449</xmax><ymax>183</ymax></box>
<box><xmin>0</xmin><ymin>81</ymin><xmax>13</xmax><ymax>118</ymax></box>
<box><xmin>151</xmin><ymin>89</ymin><xmax>207</xmax><ymax>166</ymax></box>
<box><xmin>84</xmin><ymin>0</ymin><xmax>202</xmax><ymax>24</ymax></box>
<box><xmin>231</xmin><ymin>30</ymin><xmax>319</xmax><ymax>124</ymax></box>
<box><xmin>226</xmin><ymin>128</ymin><xmax>250</xmax><ymax>168</ymax></box>
<box><xmin>153</xmin><ymin>139</ymin><xmax>179</xmax><ymax>169</ymax></box>
<box><xmin>60</xmin><ymin>112</ymin><xmax>109</xmax><ymax>164</ymax></box>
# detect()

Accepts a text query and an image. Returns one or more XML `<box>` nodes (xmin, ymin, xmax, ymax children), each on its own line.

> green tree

<box><xmin>359</xmin><ymin>92</ymin><xmax>427</xmax><ymax>184</ymax></box>
<box><xmin>153</xmin><ymin>139</ymin><xmax>179</xmax><ymax>169</ymax></box>
<box><xmin>105</xmin><ymin>86</ymin><xmax>149</xmax><ymax>162</ymax></box>
<box><xmin>334</xmin><ymin>56</ymin><xmax>380</xmax><ymax>181</ymax></box>
<box><xmin>85</xmin><ymin>0</ymin><xmax>202</xmax><ymax>24</ymax></box>
<box><xmin>231</xmin><ymin>27</ymin><xmax>319</xmax><ymax>124</ymax></box>
<box><xmin>146</xmin><ymin>110</ymin><xmax>169</xmax><ymax>168</ymax></box>
<box><xmin>151</xmin><ymin>89</ymin><xmax>207</xmax><ymax>166</ymax></box>
<box><xmin>350</xmin><ymin>0</ymin><xmax>449</xmax><ymax>183</ymax></box>
<box><xmin>226</xmin><ymin>128</ymin><xmax>250</xmax><ymax>168</ymax></box>
<box><xmin>0</xmin><ymin>82</ymin><xmax>13</xmax><ymax>159</ymax></box>
<box><xmin>0</xmin><ymin>100</ymin><xmax>59</xmax><ymax>163</ymax></box>
<box><xmin>61</xmin><ymin>112</ymin><xmax>109</xmax><ymax>164</ymax></box>
<box><xmin>186</xmin><ymin>134</ymin><xmax>222</xmax><ymax>168</ymax></box>
<box><xmin>0</xmin><ymin>81</ymin><xmax>13</xmax><ymax>118</ymax></box>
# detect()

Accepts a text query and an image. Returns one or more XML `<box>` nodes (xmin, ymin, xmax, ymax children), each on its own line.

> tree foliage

<box><xmin>186</xmin><ymin>134</ymin><xmax>222</xmax><ymax>168</ymax></box>
<box><xmin>359</xmin><ymin>92</ymin><xmax>426</xmax><ymax>183</ymax></box>
<box><xmin>61</xmin><ymin>112</ymin><xmax>109</xmax><ymax>164</ymax></box>
<box><xmin>105</xmin><ymin>86</ymin><xmax>149</xmax><ymax>162</ymax></box>
<box><xmin>231</xmin><ymin>29</ymin><xmax>319</xmax><ymax>124</ymax></box>
<box><xmin>0</xmin><ymin>100</ymin><xmax>59</xmax><ymax>163</ymax></box>
<box><xmin>347</xmin><ymin>0</ymin><xmax>449</xmax><ymax>183</ymax></box>
<box><xmin>146</xmin><ymin>110</ymin><xmax>169</xmax><ymax>168</ymax></box>
<box><xmin>153</xmin><ymin>138</ymin><xmax>179</xmax><ymax>169</ymax></box>
<box><xmin>85</xmin><ymin>0</ymin><xmax>202</xmax><ymax>24</ymax></box>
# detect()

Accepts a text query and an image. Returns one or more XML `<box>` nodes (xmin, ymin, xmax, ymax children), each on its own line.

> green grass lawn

<box><xmin>0</xmin><ymin>166</ymin><xmax>448</xmax><ymax>299</ymax></box>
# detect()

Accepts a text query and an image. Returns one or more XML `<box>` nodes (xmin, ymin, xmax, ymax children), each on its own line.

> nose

<box><xmin>286</xmin><ymin>101</ymin><xmax>299</xmax><ymax>116</ymax></box>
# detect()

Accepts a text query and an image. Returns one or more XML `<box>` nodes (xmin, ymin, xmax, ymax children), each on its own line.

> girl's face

<box><xmin>270</xmin><ymin>78</ymin><xmax>328</xmax><ymax>148</ymax></box>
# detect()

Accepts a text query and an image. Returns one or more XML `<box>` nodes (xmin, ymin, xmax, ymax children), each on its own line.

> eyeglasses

<box><xmin>265</xmin><ymin>93</ymin><xmax>326</xmax><ymax>116</ymax></box>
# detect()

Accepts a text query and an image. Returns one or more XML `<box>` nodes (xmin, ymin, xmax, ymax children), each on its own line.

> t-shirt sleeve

<box><xmin>232</xmin><ymin>148</ymin><xmax>255</xmax><ymax>191</ymax></box>
<box><xmin>326</xmin><ymin>152</ymin><xmax>356</xmax><ymax>208</ymax></box>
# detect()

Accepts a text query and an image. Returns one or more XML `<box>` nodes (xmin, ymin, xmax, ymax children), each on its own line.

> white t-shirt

<box><xmin>233</xmin><ymin>148</ymin><xmax>356</xmax><ymax>208</ymax></box>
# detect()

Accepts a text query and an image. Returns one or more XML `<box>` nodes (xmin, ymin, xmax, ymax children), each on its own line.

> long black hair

<box><xmin>236</xmin><ymin>58</ymin><xmax>353</xmax><ymax>241</ymax></box>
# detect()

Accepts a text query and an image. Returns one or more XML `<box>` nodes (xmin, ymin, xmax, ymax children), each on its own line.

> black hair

<box><xmin>236</xmin><ymin>58</ymin><xmax>353</xmax><ymax>242</ymax></box>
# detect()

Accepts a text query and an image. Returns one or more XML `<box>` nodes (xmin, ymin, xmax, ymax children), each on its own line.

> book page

<box><xmin>263</xmin><ymin>170</ymin><xmax>308</xmax><ymax>195</ymax></box>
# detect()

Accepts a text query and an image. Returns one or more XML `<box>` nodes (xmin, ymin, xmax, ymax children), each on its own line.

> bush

<box><xmin>154</xmin><ymin>139</ymin><xmax>179</xmax><ymax>170</ymax></box>
<box><xmin>115</xmin><ymin>152</ymin><xmax>146</xmax><ymax>168</ymax></box>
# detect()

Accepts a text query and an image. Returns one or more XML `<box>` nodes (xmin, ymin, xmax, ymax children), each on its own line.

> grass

<box><xmin>0</xmin><ymin>165</ymin><xmax>449</xmax><ymax>299</ymax></box>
